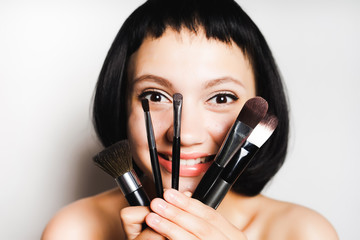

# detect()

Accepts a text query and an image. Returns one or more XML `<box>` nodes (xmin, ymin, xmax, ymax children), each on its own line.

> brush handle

<box><xmin>192</xmin><ymin>162</ymin><xmax>223</xmax><ymax>201</ymax></box>
<box><xmin>143</xmin><ymin>109</ymin><xmax>164</xmax><ymax>198</ymax></box>
<box><xmin>202</xmin><ymin>142</ymin><xmax>259</xmax><ymax>209</ymax></box>
<box><xmin>215</xmin><ymin>120</ymin><xmax>252</xmax><ymax>166</ymax></box>
<box><xmin>172</xmin><ymin>136</ymin><xmax>180</xmax><ymax>190</ymax></box>
<box><xmin>115</xmin><ymin>170</ymin><xmax>151</xmax><ymax>206</ymax></box>
<box><xmin>150</xmin><ymin>147</ymin><xmax>164</xmax><ymax>198</ymax></box>
<box><xmin>221</xmin><ymin>142</ymin><xmax>257</xmax><ymax>182</ymax></box>
<box><xmin>202</xmin><ymin>178</ymin><xmax>231</xmax><ymax>209</ymax></box>
<box><xmin>125</xmin><ymin>187</ymin><xmax>151</xmax><ymax>206</ymax></box>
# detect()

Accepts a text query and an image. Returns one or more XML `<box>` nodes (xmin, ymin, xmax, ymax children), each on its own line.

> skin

<box><xmin>41</xmin><ymin>28</ymin><xmax>339</xmax><ymax>240</ymax></box>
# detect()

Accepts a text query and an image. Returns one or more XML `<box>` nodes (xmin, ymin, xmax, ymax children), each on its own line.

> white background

<box><xmin>1</xmin><ymin>0</ymin><xmax>359</xmax><ymax>239</ymax></box>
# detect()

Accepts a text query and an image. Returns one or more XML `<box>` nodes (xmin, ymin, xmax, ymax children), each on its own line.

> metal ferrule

<box><xmin>173</xmin><ymin>104</ymin><xmax>182</xmax><ymax>138</ymax></box>
<box><xmin>215</xmin><ymin>120</ymin><xmax>252</xmax><ymax>167</ymax></box>
<box><xmin>144</xmin><ymin>112</ymin><xmax>156</xmax><ymax>149</ymax></box>
<box><xmin>115</xmin><ymin>170</ymin><xmax>142</xmax><ymax>195</ymax></box>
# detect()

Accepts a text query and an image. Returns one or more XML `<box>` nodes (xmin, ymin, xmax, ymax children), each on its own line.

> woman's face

<box><xmin>127</xmin><ymin>28</ymin><xmax>256</xmax><ymax>193</ymax></box>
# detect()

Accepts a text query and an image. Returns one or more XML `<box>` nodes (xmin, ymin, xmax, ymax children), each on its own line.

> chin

<box><xmin>178</xmin><ymin>176</ymin><xmax>202</xmax><ymax>193</ymax></box>
<box><xmin>160</xmin><ymin>169</ymin><xmax>203</xmax><ymax>193</ymax></box>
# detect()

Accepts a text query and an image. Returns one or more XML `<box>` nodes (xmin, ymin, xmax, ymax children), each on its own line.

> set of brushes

<box><xmin>192</xmin><ymin>97</ymin><xmax>268</xmax><ymax>202</ymax></box>
<box><xmin>93</xmin><ymin>95</ymin><xmax>276</xmax><ymax>211</ymax></box>
<box><xmin>202</xmin><ymin>114</ymin><xmax>278</xmax><ymax>209</ymax></box>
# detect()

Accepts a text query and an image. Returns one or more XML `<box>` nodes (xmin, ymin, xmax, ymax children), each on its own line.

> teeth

<box><xmin>168</xmin><ymin>156</ymin><xmax>207</xmax><ymax>166</ymax></box>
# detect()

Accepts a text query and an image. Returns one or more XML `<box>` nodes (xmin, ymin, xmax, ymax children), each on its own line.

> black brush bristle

<box><xmin>141</xmin><ymin>98</ymin><xmax>149</xmax><ymax>112</ymax></box>
<box><xmin>237</xmin><ymin>97</ymin><xmax>268</xmax><ymax>129</ymax></box>
<box><xmin>173</xmin><ymin>93</ymin><xmax>183</xmax><ymax>106</ymax></box>
<box><xmin>93</xmin><ymin>140</ymin><xmax>133</xmax><ymax>178</ymax></box>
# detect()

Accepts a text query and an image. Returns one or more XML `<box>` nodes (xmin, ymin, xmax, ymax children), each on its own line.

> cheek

<box><xmin>127</xmin><ymin>107</ymin><xmax>151</xmax><ymax>174</ymax></box>
<box><xmin>127</xmin><ymin>105</ymin><xmax>173</xmax><ymax>175</ymax></box>
<box><xmin>206</xmin><ymin>113</ymin><xmax>237</xmax><ymax>147</ymax></box>
<box><xmin>149</xmin><ymin>110</ymin><xmax>173</xmax><ymax>141</ymax></box>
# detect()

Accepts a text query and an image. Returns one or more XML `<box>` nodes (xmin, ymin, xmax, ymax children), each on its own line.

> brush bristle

<box><xmin>93</xmin><ymin>140</ymin><xmax>133</xmax><ymax>178</ymax></box>
<box><xmin>141</xmin><ymin>99</ymin><xmax>149</xmax><ymax>112</ymax></box>
<box><xmin>247</xmin><ymin>114</ymin><xmax>278</xmax><ymax>147</ymax></box>
<box><xmin>237</xmin><ymin>97</ymin><xmax>268</xmax><ymax>129</ymax></box>
<box><xmin>173</xmin><ymin>93</ymin><xmax>183</xmax><ymax>106</ymax></box>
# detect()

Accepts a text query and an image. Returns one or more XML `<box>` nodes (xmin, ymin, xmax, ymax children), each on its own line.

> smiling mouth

<box><xmin>159</xmin><ymin>153</ymin><xmax>215</xmax><ymax>166</ymax></box>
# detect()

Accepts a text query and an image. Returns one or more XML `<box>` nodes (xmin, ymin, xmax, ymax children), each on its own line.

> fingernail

<box><xmin>183</xmin><ymin>191</ymin><xmax>192</xmax><ymax>197</ymax></box>
<box><xmin>157</xmin><ymin>200</ymin><xmax>167</xmax><ymax>210</ymax></box>
<box><xmin>148</xmin><ymin>213</ymin><xmax>161</xmax><ymax>225</ymax></box>
<box><xmin>164</xmin><ymin>189</ymin><xmax>180</xmax><ymax>203</ymax></box>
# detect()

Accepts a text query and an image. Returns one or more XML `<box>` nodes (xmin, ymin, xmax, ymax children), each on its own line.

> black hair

<box><xmin>93</xmin><ymin>0</ymin><xmax>289</xmax><ymax>196</ymax></box>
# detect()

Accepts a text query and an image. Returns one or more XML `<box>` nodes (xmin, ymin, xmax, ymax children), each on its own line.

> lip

<box><xmin>158</xmin><ymin>153</ymin><xmax>214</xmax><ymax>177</ymax></box>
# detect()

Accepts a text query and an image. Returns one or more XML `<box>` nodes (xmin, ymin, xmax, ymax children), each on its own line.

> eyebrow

<box><xmin>131</xmin><ymin>74</ymin><xmax>244</xmax><ymax>90</ymax></box>
<box><xmin>202</xmin><ymin>77</ymin><xmax>245</xmax><ymax>89</ymax></box>
<box><xmin>131</xmin><ymin>74</ymin><xmax>174</xmax><ymax>89</ymax></box>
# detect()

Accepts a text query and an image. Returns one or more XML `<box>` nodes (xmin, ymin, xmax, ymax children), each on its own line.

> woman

<box><xmin>42</xmin><ymin>0</ymin><xmax>338</xmax><ymax>239</ymax></box>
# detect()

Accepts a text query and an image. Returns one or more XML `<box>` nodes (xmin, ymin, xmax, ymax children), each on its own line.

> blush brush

<box><xmin>192</xmin><ymin>97</ymin><xmax>268</xmax><ymax>202</ymax></box>
<box><xmin>172</xmin><ymin>93</ymin><xmax>183</xmax><ymax>190</ymax></box>
<box><xmin>93</xmin><ymin>140</ymin><xmax>150</xmax><ymax>206</ymax></box>
<box><xmin>141</xmin><ymin>98</ymin><xmax>164</xmax><ymax>198</ymax></box>
<box><xmin>202</xmin><ymin>114</ymin><xmax>278</xmax><ymax>209</ymax></box>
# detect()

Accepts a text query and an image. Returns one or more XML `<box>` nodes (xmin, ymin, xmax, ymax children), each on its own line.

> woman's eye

<box><xmin>139</xmin><ymin>91</ymin><xmax>170</xmax><ymax>103</ymax></box>
<box><xmin>208</xmin><ymin>93</ymin><xmax>238</xmax><ymax>104</ymax></box>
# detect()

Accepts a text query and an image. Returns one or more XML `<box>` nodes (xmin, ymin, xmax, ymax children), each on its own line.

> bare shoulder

<box><xmin>262</xmin><ymin>195</ymin><xmax>339</xmax><ymax>240</ymax></box>
<box><xmin>41</xmin><ymin>188</ymin><xmax>127</xmax><ymax>240</ymax></box>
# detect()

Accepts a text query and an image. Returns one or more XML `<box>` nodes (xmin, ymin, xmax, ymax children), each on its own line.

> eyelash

<box><xmin>138</xmin><ymin>90</ymin><xmax>171</xmax><ymax>103</ymax></box>
<box><xmin>207</xmin><ymin>92</ymin><xmax>239</xmax><ymax>105</ymax></box>
<box><xmin>138</xmin><ymin>90</ymin><xmax>239</xmax><ymax>105</ymax></box>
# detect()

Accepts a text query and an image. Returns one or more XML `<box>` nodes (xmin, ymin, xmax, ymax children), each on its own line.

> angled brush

<box><xmin>203</xmin><ymin>114</ymin><xmax>278</xmax><ymax>209</ymax></box>
<box><xmin>93</xmin><ymin>140</ymin><xmax>150</xmax><ymax>206</ymax></box>
<box><xmin>192</xmin><ymin>97</ymin><xmax>268</xmax><ymax>201</ymax></box>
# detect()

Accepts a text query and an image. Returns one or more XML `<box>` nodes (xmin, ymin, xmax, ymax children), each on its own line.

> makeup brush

<box><xmin>172</xmin><ymin>93</ymin><xmax>183</xmax><ymax>190</ymax></box>
<box><xmin>192</xmin><ymin>97</ymin><xmax>268</xmax><ymax>201</ymax></box>
<box><xmin>202</xmin><ymin>114</ymin><xmax>278</xmax><ymax>209</ymax></box>
<box><xmin>93</xmin><ymin>140</ymin><xmax>150</xmax><ymax>206</ymax></box>
<box><xmin>141</xmin><ymin>98</ymin><xmax>164</xmax><ymax>198</ymax></box>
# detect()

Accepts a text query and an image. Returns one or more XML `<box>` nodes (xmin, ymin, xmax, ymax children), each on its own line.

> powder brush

<box><xmin>93</xmin><ymin>140</ymin><xmax>150</xmax><ymax>206</ymax></box>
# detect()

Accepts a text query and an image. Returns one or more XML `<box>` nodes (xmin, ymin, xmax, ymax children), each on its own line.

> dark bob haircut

<box><xmin>93</xmin><ymin>0</ymin><xmax>289</xmax><ymax>196</ymax></box>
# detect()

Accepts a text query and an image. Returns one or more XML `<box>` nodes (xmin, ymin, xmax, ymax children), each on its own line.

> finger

<box><xmin>150</xmin><ymin>198</ymin><xmax>226</xmax><ymax>240</ymax></box>
<box><xmin>163</xmin><ymin>189</ymin><xmax>245</xmax><ymax>239</ymax></box>
<box><xmin>120</xmin><ymin>206</ymin><xmax>150</xmax><ymax>240</ymax></box>
<box><xmin>183</xmin><ymin>191</ymin><xmax>192</xmax><ymax>197</ymax></box>
<box><xmin>135</xmin><ymin>227</ymin><xmax>166</xmax><ymax>240</ymax></box>
<box><xmin>146</xmin><ymin>212</ymin><xmax>198</xmax><ymax>240</ymax></box>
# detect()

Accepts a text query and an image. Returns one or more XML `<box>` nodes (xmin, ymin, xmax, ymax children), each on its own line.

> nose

<box><xmin>166</xmin><ymin>102</ymin><xmax>207</xmax><ymax>146</ymax></box>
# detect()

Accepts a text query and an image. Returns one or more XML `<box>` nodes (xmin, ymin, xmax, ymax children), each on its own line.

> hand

<box><xmin>120</xmin><ymin>206</ymin><xmax>165</xmax><ymax>240</ymax></box>
<box><xmin>145</xmin><ymin>189</ymin><xmax>247</xmax><ymax>240</ymax></box>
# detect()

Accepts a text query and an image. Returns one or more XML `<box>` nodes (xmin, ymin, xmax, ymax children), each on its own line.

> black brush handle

<box><xmin>150</xmin><ymin>147</ymin><xmax>164</xmax><ymax>198</ymax></box>
<box><xmin>172</xmin><ymin>136</ymin><xmax>180</xmax><ymax>190</ymax></box>
<box><xmin>202</xmin><ymin>178</ymin><xmax>231</xmax><ymax>209</ymax></box>
<box><xmin>192</xmin><ymin>162</ymin><xmax>223</xmax><ymax>201</ymax></box>
<box><xmin>202</xmin><ymin>142</ymin><xmax>258</xmax><ymax>208</ymax></box>
<box><xmin>221</xmin><ymin>142</ymin><xmax>257</xmax><ymax>182</ymax></box>
<box><xmin>125</xmin><ymin>187</ymin><xmax>151</xmax><ymax>206</ymax></box>
<box><xmin>126</xmin><ymin>188</ymin><xmax>150</xmax><ymax>230</ymax></box>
